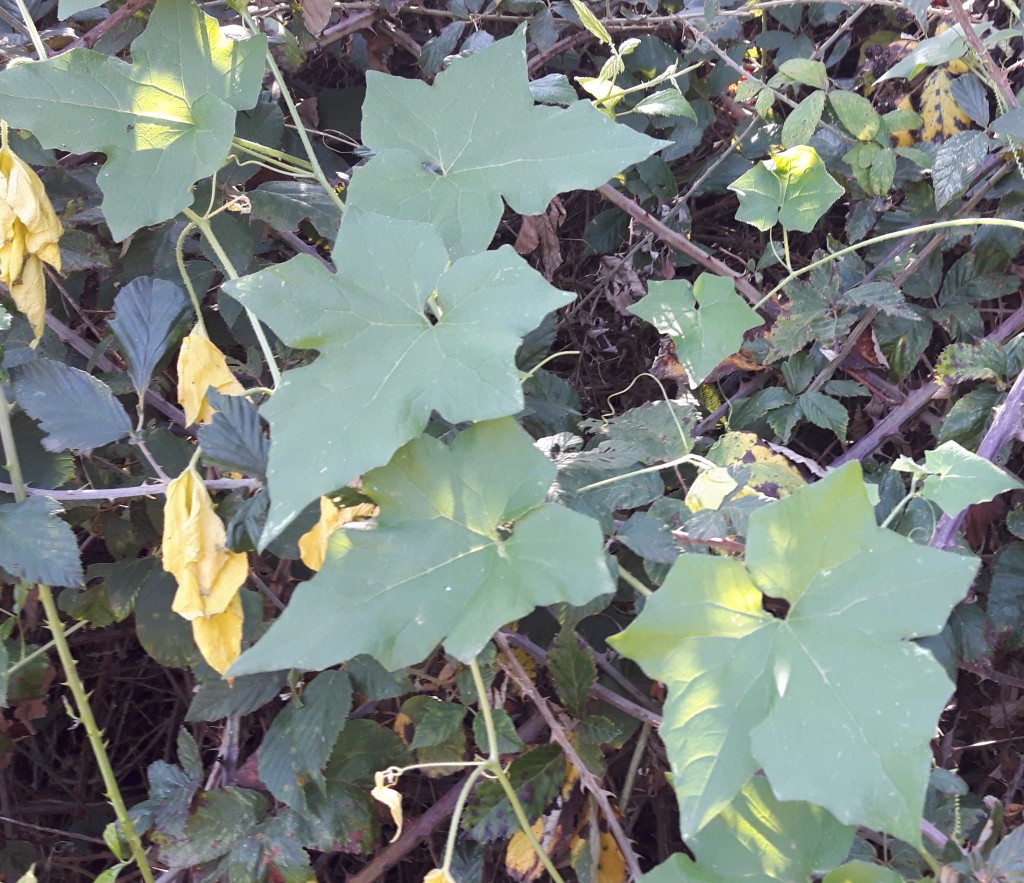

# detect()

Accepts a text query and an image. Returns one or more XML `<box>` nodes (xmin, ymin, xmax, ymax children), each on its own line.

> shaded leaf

<box><xmin>198</xmin><ymin>391</ymin><xmax>269</xmax><ymax>479</ymax></box>
<box><xmin>11</xmin><ymin>359</ymin><xmax>132</xmax><ymax>452</ymax></box>
<box><xmin>547</xmin><ymin>629</ymin><xmax>597</xmax><ymax>716</ymax></box>
<box><xmin>0</xmin><ymin>496</ymin><xmax>83</xmax><ymax>587</ymax></box>
<box><xmin>109</xmin><ymin>277</ymin><xmax>192</xmax><ymax>397</ymax></box>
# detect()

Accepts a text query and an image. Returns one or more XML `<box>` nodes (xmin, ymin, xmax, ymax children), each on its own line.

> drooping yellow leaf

<box><xmin>298</xmin><ymin>496</ymin><xmax>378</xmax><ymax>571</ymax></box>
<box><xmin>0</xmin><ymin>141</ymin><xmax>62</xmax><ymax>345</ymax></box>
<box><xmin>191</xmin><ymin>592</ymin><xmax>243</xmax><ymax>675</ymax></box>
<box><xmin>371</xmin><ymin>770</ymin><xmax>404</xmax><ymax>842</ymax></box>
<box><xmin>423</xmin><ymin>870</ymin><xmax>456</xmax><ymax>883</ymax></box>
<box><xmin>177</xmin><ymin>325</ymin><xmax>245</xmax><ymax>425</ymax></box>
<box><xmin>162</xmin><ymin>465</ymin><xmax>248</xmax><ymax>621</ymax></box>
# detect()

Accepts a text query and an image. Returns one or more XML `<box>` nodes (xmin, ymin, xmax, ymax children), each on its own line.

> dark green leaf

<box><xmin>156</xmin><ymin>787</ymin><xmax>268</xmax><ymax>867</ymax></box>
<box><xmin>12</xmin><ymin>359</ymin><xmax>132</xmax><ymax>452</ymax></box>
<box><xmin>464</xmin><ymin>744</ymin><xmax>564</xmax><ymax>840</ymax></box>
<box><xmin>797</xmin><ymin>390</ymin><xmax>848</xmax><ymax>440</ymax></box>
<box><xmin>248</xmin><ymin>181</ymin><xmax>342</xmax><ymax>241</ymax></box>
<box><xmin>472</xmin><ymin>706</ymin><xmax>525</xmax><ymax>755</ymax></box>
<box><xmin>0</xmin><ymin>496</ymin><xmax>83</xmax><ymax>587</ymax></box>
<box><xmin>547</xmin><ymin>629</ymin><xmax>597</xmax><ymax>717</ymax></box>
<box><xmin>617</xmin><ymin>511</ymin><xmax>680</xmax><ymax>564</ymax></box>
<box><xmin>258</xmin><ymin>670</ymin><xmax>353</xmax><ymax>811</ymax></box>
<box><xmin>134</xmin><ymin>563</ymin><xmax>199</xmax><ymax>669</ymax></box>
<box><xmin>408</xmin><ymin>699</ymin><xmax>466</xmax><ymax>749</ymax></box>
<box><xmin>186</xmin><ymin>670</ymin><xmax>288</xmax><ymax>721</ymax></box>
<box><xmin>198</xmin><ymin>391</ymin><xmax>269</xmax><ymax>479</ymax></box>
<box><xmin>108</xmin><ymin>277</ymin><xmax>192</xmax><ymax>396</ymax></box>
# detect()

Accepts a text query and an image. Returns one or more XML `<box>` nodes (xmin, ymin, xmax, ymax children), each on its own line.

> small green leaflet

<box><xmin>630</xmin><ymin>273</ymin><xmax>760</xmax><ymax>387</ymax></box>
<box><xmin>345</xmin><ymin>26</ymin><xmax>667</xmax><ymax>257</ymax></box>
<box><xmin>611</xmin><ymin>462</ymin><xmax>978</xmax><ymax>844</ymax></box>
<box><xmin>228</xmin><ymin>419</ymin><xmax>614</xmax><ymax>674</ymax></box>
<box><xmin>728</xmin><ymin>146</ymin><xmax>844</xmax><ymax>233</ymax></box>
<box><xmin>638</xmin><ymin>776</ymin><xmax>854</xmax><ymax>882</ymax></box>
<box><xmin>226</xmin><ymin>211</ymin><xmax>571</xmax><ymax>542</ymax></box>
<box><xmin>0</xmin><ymin>0</ymin><xmax>266</xmax><ymax>240</ymax></box>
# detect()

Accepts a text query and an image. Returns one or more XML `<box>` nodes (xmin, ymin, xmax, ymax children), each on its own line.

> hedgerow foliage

<box><xmin>1</xmin><ymin>0</ymin><xmax>1024</xmax><ymax>880</ymax></box>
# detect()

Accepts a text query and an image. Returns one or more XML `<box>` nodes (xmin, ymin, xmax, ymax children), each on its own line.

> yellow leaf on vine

<box><xmin>298</xmin><ymin>496</ymin><xmax>378</xmax><ymax>571</ymax></box>
<box><xmin>191</xmin><ymin>592</ymin><xmax>243</xmax><ymax>676</ymax></box>
<box><xmin>162</xmin><ymin>465</ymin><xmax>248</xmax><ymax>624</ymax></box>
<box><xmin>177</xmin><ymin>325</ymin><xmax>245</xmax><ymax>425</ymax></box>
<box><xmin>423</xmin><ymin>870</ymin><xmax>456</xmax><ymax>883</ymax></box>
<box><xmin>0</xmin><ymin>138</ymin><xmax>62</xmax><ymax>345</ymax></box>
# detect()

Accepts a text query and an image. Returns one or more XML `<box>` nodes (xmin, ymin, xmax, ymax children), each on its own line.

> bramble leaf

<box><xmin>630</xmin><ymin>273</ymin><xmax>761</xmax><ymax>387</ymax></box>
<box><xmin>228</xmin><ymin>419</ymin><xmax>614</xmax><ymax>673</ymax></box>
<box><xmin>611</xmin><ymin>462</ymin><xmax>978</xmax><ymax>843</ymax></box>
<box><xmin>225</xmin><ymin>212</ymin><xmax>571</xmax><ymax>542</ymax></box>
<box><xmin>345</xmin><ymin>26</ymin><xmax>667</xmax><ymax>256</ymax></box>
<box><xmin>0</xmin><ymin>496</ymin><xmax>83</xmax><ymax>587</ymax></box>
<box><xmin>0</xmin><ymin>0</ymin><xmax>266</xmax><ymax>240</ymax></box>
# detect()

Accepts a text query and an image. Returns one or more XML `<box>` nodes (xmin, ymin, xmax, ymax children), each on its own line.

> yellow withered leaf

<box><xmin>191</xmin><ymin>592</ymin><xmax>243</xmax><ymax>676</ymax></box>
<box><xmin>177</xmin><ymin>325</ymin><xmax>245</xmax><ymax>425</ymax></box>
<box><xmin>371</xmin><ymin>770</ymin><xmax>404</xmax><ymax>842</ymax></box>
<box><xmin>163</xmin><ymin>465</ymin><xmax>248</xmax><ymax>622</ymax></box>
<box><xmin>423</xmin><ymin>870</ymin><xmax>456</xmax><ymax>883</ymax></box>
<box><xmin>298</xmin><ymin>497</ymin><xmax>378</xmax><ymax>571</ymax></box>
<box><xmin>0</xmin><ymin>139</ymin><xmax>63</xmax><ymax>345</ymax></box>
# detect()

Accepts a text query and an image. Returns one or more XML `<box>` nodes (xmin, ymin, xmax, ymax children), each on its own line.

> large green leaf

<box><xmin>0</xmin><ymin>0</ymin><xmax>266</xmax><ymax>240</ymax></box>
<box><xmin>630</xmin><ymin>273</ymin><xmax>761</xmax><ymax>387</ymax></box>
<box><xmin>229</xmin><ymin>419</ymin><xmax>614</xmax><ymax>674</ymax></box>
<box><xmin>345</xmin><ymin>26</ymin><xmax>667</xmax><ymax>256</ymax></box>
<box><xmin>728</xmin><ymin>146</ymin><xmax>844</xmax><ymax>233</ymax></box>
<box><xmin>639</xmin><ymin>776</ymin><xmax>854</xmax><ymax>882</ymax></box>
<box><xmin>225</xmin><ymin>212</ymin><xmax>571</xmax><ymax>542</ymax></box>
<box><xmin>611</xmin><ymin>462</ymin><xmax>978</xmax><ymax>844</ymax></box>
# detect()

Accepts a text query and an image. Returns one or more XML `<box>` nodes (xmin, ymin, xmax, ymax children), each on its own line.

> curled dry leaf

<box><xmin>162</xmin><ymin>465</ymin><xmax>248</xmax><ymax>673</ymax></box>
<box><xmin>514</xmin><ymin>197</ymin><xmax>566</xmax><ymax>281</ymax></box>
<box><xmin>0</xmin><ymin>137</ymin><xmax>62</xmax><ymax>345</ymax></box>
<box><xmin>177</xmin><ymin>325</ymin><xmax>246</xmax><ymax>425</ymax></box>
<box><xmin>371</xmin><ymin>769</ymin><xmax>404</xmax><ymax>842</ymax></box>
<box><xmin>596</xmin><ymin>256</ymin><xmax>645</xmax><ymax>316</ymax></box>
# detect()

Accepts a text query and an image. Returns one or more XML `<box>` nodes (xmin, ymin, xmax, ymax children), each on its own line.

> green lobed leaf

<box><xmin>0</xmin><ymin>0</ymin><xmax>267</xmax><ymax>240</ymax></box>
<box><xmin>728</xmin><ymin>146</ymin><xmax>844</xmax><ymax>233</ymax></box>
<box><xmin>639</xmin><ymin>775</ymin><xmax>854</xmax><ymax>882</ymax></box>
<box><xmin>258</xmin><ymin>670</ymin><xmax>353</xmax><ymax>811</ymax></box>
<box><xmin>11</xmin><ymin>359</ymin><xmax>132</xmax><ymax>453</ymax></box>
<box><xmin>822</xmin><ymin>861</ymin><xmax>902</xmax><ymax>883</ymax></box>
<box><xmin>225</xmin><ymin>212</ymin><xmax>572</xmax><ymax>542</ymax></box>
<box><xmin>345</xmin><ymin>26</ymin><xmax>667</xmax><ymax>256</ymax></box>
<box><xmin>228</xmin><ymin>419</ymin><xmax>614</xmax><ymax>674</ymax></box>
<box><xmin>630</xmin><ymin>273</ymin><xmax>761</xmax><ymax>387</ymax></box>
<box><xmin>109</xmin><ymin>276</ymin><xmax>192</xmax><ymax>397</ymax></box>
<box><xmin>0</xmin><ymin>497</ymin><xmax>83</xmax><ymax>587</ymax></box>
<box><xmin>920</xmin><ymin>441</ymin><xmax>1023</xmax><ymax>516</ymax></box>
<box><xmin>611</xmin><ymin>462</ymin><xmax>979</xmax><ymax>843</ymax></box>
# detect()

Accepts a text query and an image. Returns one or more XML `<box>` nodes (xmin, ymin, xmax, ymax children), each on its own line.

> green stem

<box><xmin>8</xmin><ymin>0</ymin><xmax>47</xmax><ymax>59</ymax></box>
<box><xmin>4</xmin><ymin>621</ymin><xmax>88</xmax><ymax>677</ymax></box>
<box><xmin>619</xmin><ymin>566</ymin><xmax>654</xmax><ymax>598</ymax></box>
<box><xmin>174</xmin><ymin>220</ymin><xmax>205</xmax><ymax>326</ymax></box>
<box><xmin>0</xmin><ymin>386</ymin><xmax>154</xmax><ymax>883</ymax></box>
<box><xmin>575</xmin><ymin>452</ymin><xmax>714</xmax><ymax>493</ymax></box>
<box><xmin>231</xmin><ymin>137</ymin><xmax>315</xmax><ymax>174</ymax></box>
<box><xmin>759</xmin><ymin>217</ymin><xmax>1024</xmax><ymax>310</ymax></box>
<box><xmin>237</xmin><ymin>8</ymin><xmax>345</xmax><ymax>215</ymax></box>
<box><xmin>181</xmin><ymin>207</ymin><xmax>282</xmax><ymax>390</ymax></box>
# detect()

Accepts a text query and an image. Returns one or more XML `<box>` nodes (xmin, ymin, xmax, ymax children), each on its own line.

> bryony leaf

<box><xmin>0</xmin><ymin>0</ymin><xmax>266</xmax><ymax>240</ymax></box>
<box><xmin>228</xmin><ymin>419</ymin><xmax>614</xmax><ymax>674</ymax></box>
<box><xmin>11</xmin><ymin>359</ymin><xmax>132</xmax><ymax>452</ymax></box>
<box><xmin>371</xmin><ymin>770</ymin><xmax>405</xmax><ymax>842</ymax></box>
<box><xmin>920</xmin><ymin>440</ymin><xmax>1023</xmax><ymax>516</ymax></box>
<box><xmin>225</xmin><ymin>211</ymin><xmax>572</xmax><ymax>542</ymax></box>
<box><xmin>629</xmin><ymin>273</ymin><xmax>761</xmax><ymax>387</ymax></box>
<box><xmin>728</xmin><ymin>146</ymin><xmax>844</xmax><ymax>233</ymax></box>
<box><xmin>345</xmin><ymin>26</ymin><xmax>666</xmax><ymax>256</ymax></box>
<box><xmin>611</xmin><ymin>462</ymin><xmax>979</xmax><ymax>844</ymax></box>
<box><xmin>638</xmin><ymin>776</ymin><xmax>854</xmax><ymax>882</ymax></box>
